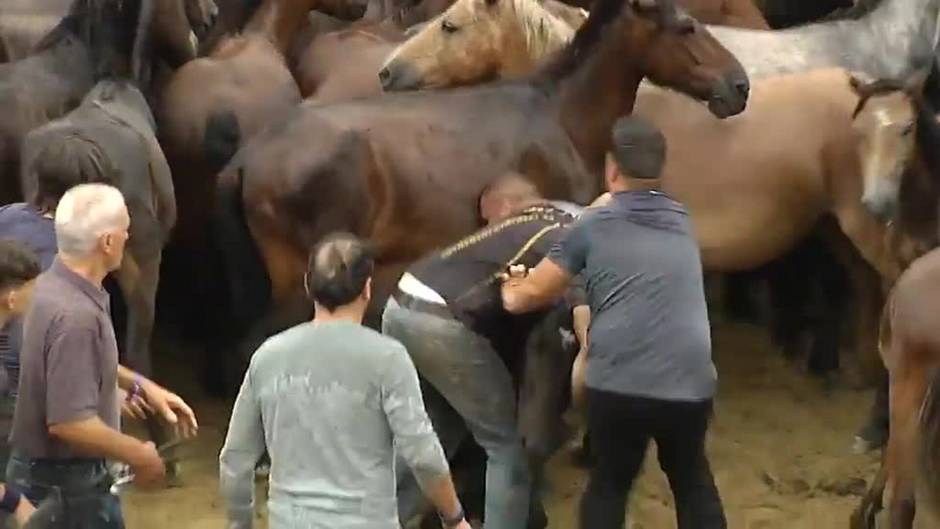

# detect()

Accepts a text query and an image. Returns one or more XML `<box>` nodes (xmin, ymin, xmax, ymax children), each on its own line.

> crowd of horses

<box><xmin>2</xmin><ymin>0</ymin><xmax>940</xmax><ymax>526</ymax></box>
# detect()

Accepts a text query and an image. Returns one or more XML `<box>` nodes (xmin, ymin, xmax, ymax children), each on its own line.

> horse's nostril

<box><xmin>378</xmin><ymin>67</ymin><xmax>392</xmax><ymax>85</ymax></box>
<box><xmin>734</xmin><ymin>78</ymin><xmax>750</xmax><ymax>98</ymax></box>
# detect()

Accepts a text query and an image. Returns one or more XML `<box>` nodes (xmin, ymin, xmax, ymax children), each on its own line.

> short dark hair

<box><xmin>306</xmin><ymin>232</ymin><xmax>374</xmax><ymax>311</ymax></box>
<box><xmin>610</xmin><ymin>116</ymin><xmax>667</xmax><ymax>180</ymax></box>
<box><xmin>0</xmin><ymin>240</ymin><xmax>40</xmax><ymax>291</ymax></box>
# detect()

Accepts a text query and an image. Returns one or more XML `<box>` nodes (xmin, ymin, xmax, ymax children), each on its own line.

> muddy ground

<box><xmin>120</xmin><ymin>321</ymin><xmax>900</xmax><ymax>529</ymax></box>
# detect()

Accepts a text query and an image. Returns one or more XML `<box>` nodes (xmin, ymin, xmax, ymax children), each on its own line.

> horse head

<box><xmin>379</xmin><ymin>0</ymin><xmax>574</xmax><ymax>91</ymax></box>
<box><xmin>622</xmin><ymin>0</ymin><xmax>749</xmax><ymax>118</ymax></box>
<box><xmin>849</xmin><ymin>72</ymin><xmax>927</xmax><ymax>222</ymax></box>
<box><xmin>150</xmin><ymin>0</ymin><xmax>219</xmax><ymax>67</ymax></box>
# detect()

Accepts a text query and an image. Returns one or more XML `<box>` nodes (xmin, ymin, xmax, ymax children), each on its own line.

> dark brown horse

<box><xmin>155</xmin><ymin>0</ymin><xmax>322</xmax><ymax>391</ymax></box>
<box><xmin>0</xmin><ymin>0</ymin><xmax>217</xmax><ymax>64</ymax></box>
<box><xmin>0</xmin><ymin>0</ymin><xmax>205</xmax><ymax>206</ymax></box>
<box><xmin>210</xmin><ymin>0</ymin><xmax>748</xmax><ymax>389</ymax></box>
<box><xmin>17</xmin><ymin>0</ymin><xmax>182</xmax><ymax>482</ymax></box>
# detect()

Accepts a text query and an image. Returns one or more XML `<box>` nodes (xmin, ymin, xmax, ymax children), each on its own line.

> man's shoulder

<box><xmin>252</xmin><ymin>322</ymin><xmax>406</xmax><ymax>366</ymax></box>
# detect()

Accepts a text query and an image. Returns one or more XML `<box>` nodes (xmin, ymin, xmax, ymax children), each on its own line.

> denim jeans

<box><xmin>6</xmin><ymin>454</ymin><xmax>124</xmax><ymax>529</ymax></box>
<box><xmin>382</xmin><ymin>298</ymin><xmax>531</xmax><ymax>529</ymax></box>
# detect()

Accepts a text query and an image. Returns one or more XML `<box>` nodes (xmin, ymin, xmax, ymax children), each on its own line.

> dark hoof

<box><xmin>850</xmin><ymin>499</ymin><xmax>880</xmax><ymax>529</ymax></box>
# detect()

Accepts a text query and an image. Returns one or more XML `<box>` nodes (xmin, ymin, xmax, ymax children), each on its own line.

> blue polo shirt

<box><xmin>547</xmin><ymin>190</ymin><xmax>717</xmax><ymax>401</ymax></box>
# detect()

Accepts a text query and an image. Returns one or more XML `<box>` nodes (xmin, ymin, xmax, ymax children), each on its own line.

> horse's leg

<box><xmin>114</xmin><ymin>249</ymin><xmax>179</xmax><ymax>482</ymax></box>
<box><xmin>851</xmin><ymin>461</ymin><xmax>887</xmax><ymax>529</ymax></box>
<box><xmin>885</xmin><ymin>383</ymin><xmax>920</xmax><ymax>529</ymax></box>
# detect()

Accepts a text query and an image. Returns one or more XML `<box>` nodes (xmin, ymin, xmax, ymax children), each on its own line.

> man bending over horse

<box><xmin>501</xmin><ymin>116</ymin><xmax>727</xmax><ymax>529</ymax></box>
<box><xmin>219</xmin><ymin>233</ymin><xmax>469</xmax><ymax>529</ymax></box>
<box><xmin>383</xmin><ymin>174</ymin><xmax>583</xmax><ymax>529</ymax></box>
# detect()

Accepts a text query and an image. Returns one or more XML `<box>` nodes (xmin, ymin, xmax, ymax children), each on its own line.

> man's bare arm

<box><xmin>501</xmin><ymin>258</ymin><xmax>572</xmax><ymax>314</ymax></box>
<box><xmin>48</xmin><ymin>416</ymin><xmax>165</xmax><ymax>485</ymax></box>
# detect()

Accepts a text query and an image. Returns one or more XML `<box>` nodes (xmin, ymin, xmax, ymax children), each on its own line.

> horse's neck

<box><xmin>860</xmin><ymin>0</ymin><xmax>940</xmax><ymax>77</ymax></box>
<box><xmin>244</xmin><ymin>0</ymin><xmax>318</xmax><ymax>53</ymax></box>
<box><xmin>551</xmin><ymin>31</ymin><xmax>641</xmax><ymax>175</ymax></box>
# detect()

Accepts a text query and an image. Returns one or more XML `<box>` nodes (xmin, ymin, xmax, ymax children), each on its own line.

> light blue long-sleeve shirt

<box><xmin>219</xmin><ymin>320</ymin><xmax>450</xmax><ymax>529</ymax></box>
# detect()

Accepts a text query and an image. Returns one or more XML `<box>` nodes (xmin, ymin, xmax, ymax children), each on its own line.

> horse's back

<box><xmin>890</xmin><ymin>248</ymin><xmax>940</xmax><ymax>353</ymax></box>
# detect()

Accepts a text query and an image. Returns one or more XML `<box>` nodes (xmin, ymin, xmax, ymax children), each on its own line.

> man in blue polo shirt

<box><xmin>501</xmin><ymin>116</ymin><xmax>726</xmax><ymax>529</ymax></box>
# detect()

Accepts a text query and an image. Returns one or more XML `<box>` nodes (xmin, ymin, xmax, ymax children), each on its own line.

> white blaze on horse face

<box><xmin>858</xmin><ymin>104</ymin><xmax>915</xmax><ymax>220</ymax></box>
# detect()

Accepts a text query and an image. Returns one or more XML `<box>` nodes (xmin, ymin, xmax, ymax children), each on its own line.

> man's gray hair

<box><xmin>55</xmin><ymin>184</ymin><xmax>128</xmax><ymax>257</ymax></box>
<box><xmin>610</xmin><ymin>116</ymin><xmax>667</xmax><ymax>180</ymax></box>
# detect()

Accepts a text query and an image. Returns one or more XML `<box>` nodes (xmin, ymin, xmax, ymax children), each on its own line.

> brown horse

<box><xmin>848</xmin><ymin>69</ymin><xmax>940</xmax><ymax>529</ymax></box>
<box><xmin>0</xmin><ymin>0</ymin><xmax>217</xmax><ymax>64</ymax></box>
<box><xmin>17</xmin><ymin>0</ymin><xmax>183</xmax><ymax>481</ymax></box>
<box><xmin>155</xmin><ymin>0</ymin><xmax>321</xmax><ymax>390</ymax></box>
<box><xmin>0</xmin><ymin>0</ymin><xmax>206</xmax><ymax>206</ymax></box>
<box><xmin>555</xmin><ymin>0</ymin><xmax>768</xmax><ymax>28</ymax></box>
<box><xmin>209</xmin><ymin>0</ymin><xmax>748</xmax><ymax>389</ymax></box>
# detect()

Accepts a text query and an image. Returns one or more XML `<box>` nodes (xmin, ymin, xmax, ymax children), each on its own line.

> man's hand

<box><xmin>120</xmin><ymin>387</ymin><xmax>153</xmax><ymax>421</ymax></box>
<box><xmin>141</xmin><ymin>380</ymin><xmax>199</xmax><ymax>439</ymax></box>
<box><xmin>130</xmin><ymin>441</ymin><xmax>166</xmax><ymax>488</ymax></box>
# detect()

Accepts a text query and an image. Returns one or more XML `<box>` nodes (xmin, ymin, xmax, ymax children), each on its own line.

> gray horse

<box><xmin>705</xmin><ymin>0</ymin><xmax>940</xmax><ymax>79</ymax></box>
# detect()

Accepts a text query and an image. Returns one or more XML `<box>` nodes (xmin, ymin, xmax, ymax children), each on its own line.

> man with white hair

<box><xmin>7</xmin><ymin>184</ymin><xmax>197</xmax><ymax>529</ymax></box>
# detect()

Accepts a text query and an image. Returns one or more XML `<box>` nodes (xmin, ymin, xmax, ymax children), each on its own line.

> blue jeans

<box><xmin>382</xmin><ymin>297</ymin><xmax>531</xmax><ymax>529</ymax></box>
<box><xmin>6</xmin><ymin>454</ymin><xmax>124</xmax><ymax>529</ymax></box>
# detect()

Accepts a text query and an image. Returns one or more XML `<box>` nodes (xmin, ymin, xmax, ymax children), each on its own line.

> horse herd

<box><xmin>1</xmin><ymin>0</ymin><xmax>940</xmax><ymax>525</ymax></box>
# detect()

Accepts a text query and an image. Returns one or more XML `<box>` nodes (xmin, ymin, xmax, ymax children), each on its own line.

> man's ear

<box><xmin>363</xmin><ymin>277</ymin><xmax>373</xmax><ymax>302</ymax></box>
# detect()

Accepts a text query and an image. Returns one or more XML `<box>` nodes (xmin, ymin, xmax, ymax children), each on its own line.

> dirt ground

<box><xmin>120</xmin><ymin>321</ymin><xmax>890</xmax><ymax>529</ymax></box>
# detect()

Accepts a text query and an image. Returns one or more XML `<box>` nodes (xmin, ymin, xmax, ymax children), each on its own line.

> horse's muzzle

<box><xmin>378</xmin><ymin>61</ymin><xmax>423</xmax><ymax>92</ymax></box>
<box><xmin>708</xmin><ymin>71</ymin><xmax>750</xmax><ymax>119</ymax></box>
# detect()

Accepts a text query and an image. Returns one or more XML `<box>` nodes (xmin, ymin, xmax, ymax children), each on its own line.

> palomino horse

<box><xmin>0</xmin><ymin>0</ymin><xmax>205</xmax><ymax>206</ymax></box>
<box><xmin>295</xmin><ymin>0</ymin><xmax>586</xmax><ymax>99</ymax></box>
<box><xmin>0</xmin><ymin>0</ymin><xmax>217</xmax><ymax>64</ymax></box>
<box><xmin>210</xmin><ymin>0</ymin><xmax>748</xmax><ymax>391</ymax></box>
<box><xmin>379</xmin><ymin>0</ymin><xmax>578</xmax><ymax>91</ymax></box>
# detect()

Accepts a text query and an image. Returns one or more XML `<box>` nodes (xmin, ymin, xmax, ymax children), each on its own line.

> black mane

<box><xmin>32</xmin><ymin>0</ymin><xmax>153</xmax><ymax>83</ymax></box>
<box><xmin>535</xmin><ymin>0</ymin><xmax>631</xmax><ymax>81</ymax></box>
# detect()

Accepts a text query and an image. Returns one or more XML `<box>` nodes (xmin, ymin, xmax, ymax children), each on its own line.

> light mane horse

<box><xmin>380</xmin><ymin>0</ymin><xmax>577</xmax><ymax>89</ymax></box>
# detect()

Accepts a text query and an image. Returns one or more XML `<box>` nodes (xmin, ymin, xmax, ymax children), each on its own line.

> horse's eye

<box><xmin>675</xmin><ymin>16</ymin><xmax>696</xmax><ymax>34</ymax></box>
<box><xmin>441</xmin><ymin>19</ymin><xmax>459</xmax><ymax>33</ymax></box>
<box><xmin>902</xmin><ymin>122</ymin><xmax>915</xmax><ymax>136</ymax></box>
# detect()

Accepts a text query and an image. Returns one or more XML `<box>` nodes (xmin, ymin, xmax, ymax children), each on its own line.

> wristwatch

<box><xmin>439</xmin><ymin>504</ymin><xmax>465</xmax><ymax>528</ymax></box>
<box><xmin>0</xmin><ymin>486</ymin><xmax>21</xmax><ymax>514</ymax></box>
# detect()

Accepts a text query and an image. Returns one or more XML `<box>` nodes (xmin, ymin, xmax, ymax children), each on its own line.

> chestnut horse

<box><xmin>155</xmin><ymin>0</ymin><xmax>321</xmax><ymax>391</ymax></box>
<box><xmin>0</xmin><ymin>0</ymin><xmax>205</xmax><ymax>205</ymax></box>
<box><xmin>848</xmin><ymin>70</ymin><xmax>940</xmax><ymax>529</ymax></box>
<box><xmin>209</xmin><ymin>0</ymin><xmax>748</xmax><ymax>390</ymax></box>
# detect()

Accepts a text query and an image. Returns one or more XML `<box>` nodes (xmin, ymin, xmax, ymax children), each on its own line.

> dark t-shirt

<box><xmin>11</xmin><ymin>259</ymin><xmax>120</xmax><ymax>459</ymax></box>
<box><xmin>0</xmin><ymin>203</ymin><xmax>57</xmax><ymax>398</ymax></box>
<box><xmin>409</xmin><ymin>204</ymin><xmax>576</xmax><ymax>365</ymax></box>
<box><xmin>548</xmin><ymin>190</ymin><xmax>717</xmax><ymax>401</ymax></box>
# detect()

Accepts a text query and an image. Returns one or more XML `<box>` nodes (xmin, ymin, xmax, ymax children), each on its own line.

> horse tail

<box><xmin>211</xmin><ymin>165</ymin><xmax>271</xmax><ymax>335</ymax></box>
<box><xmin>203</xmin><ymin>111</ymin><xmax>242</xmax><ymax>173</ymax></box>
<box><xmin>919</xmin><ymin>365</ymin><xmax>940</xmax><ymax>508</ymax></box>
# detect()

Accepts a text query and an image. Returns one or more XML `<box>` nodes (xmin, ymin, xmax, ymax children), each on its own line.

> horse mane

<box><xmin>535</xmin><ymin>0</ymin><xmax>628</xmax><ymax>80</ymax></box>
<box><xmin>32</xmin><ymin>0</ymin><xmax>154</xmax><ymax>84</ymax></box>
<box><xmin>850</xmin><ymin>78</ymin><xmax>910</xmax><ymax>118</ymax></box>
<box><xmin>507</xmin><ymin>0</ymin><xmax>574</xmax><ymax>59</ymax></box>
